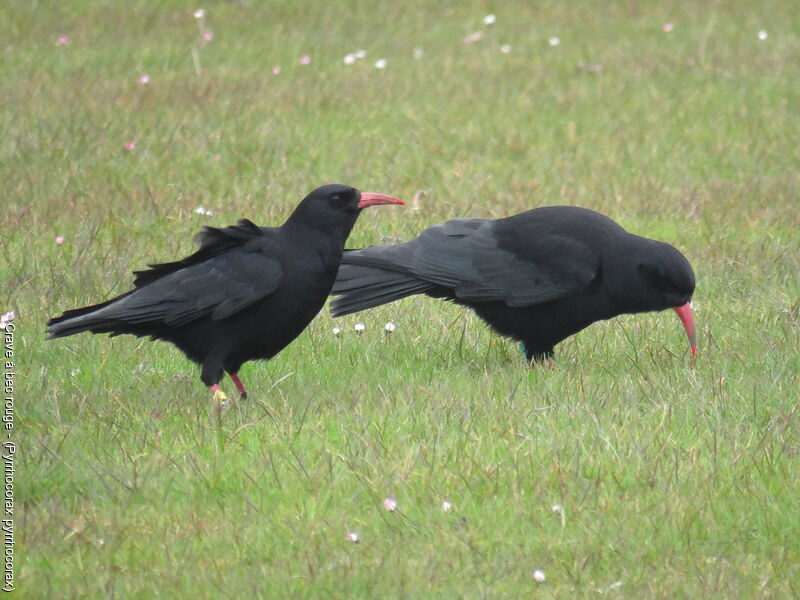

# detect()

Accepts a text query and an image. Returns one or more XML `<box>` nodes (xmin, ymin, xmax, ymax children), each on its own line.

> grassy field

<box><xmin>7</xmin><ymin>0</ymin><xmax>800</xmax><ymax>597</ymax></box>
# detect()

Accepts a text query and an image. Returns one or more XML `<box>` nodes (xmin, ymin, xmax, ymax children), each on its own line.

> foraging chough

<box><xmin>47</xmin><ymin>184</ymin><xmax>404</xmax><ymax>403</ymax></box>
<box><xmin>331</xmin><ymin>205</ymin><xmax>696</xmax><ymax>362</ymax></box>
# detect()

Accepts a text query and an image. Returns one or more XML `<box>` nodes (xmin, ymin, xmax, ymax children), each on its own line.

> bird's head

<box><xmin>288</xmin><ymin>184</ymin><xmax>404</xmax><ymax>231</ymax></box>
<box><xmin>633</xmin><ymin>241</ymin><xmax>697</xmax><ymax>355</ymax></box>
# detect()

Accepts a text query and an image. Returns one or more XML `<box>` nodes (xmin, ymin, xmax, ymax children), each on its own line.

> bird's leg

<box><xmin>202</xmin><ymin>361</ymin><xmax>231</xmax><ymax>408</ymax></box>
<box><xmin>230</xmin><ymin>373</ymin><xmax>248</xmax><ymax>400</ymax></box>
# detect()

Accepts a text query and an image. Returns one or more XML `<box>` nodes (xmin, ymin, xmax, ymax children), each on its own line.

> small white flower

<box><xmin>552</xmin><ymin>503</ymin><xmax>566</xmax><ymax>527</ymax></box>
<box><xmin>193</xmin><ymin>9</ymin><xmax>205</xmax><ymax>19</ymax></box>
<box><xmin>758</xmin><ymin>30</ymin><xmax>768</xmax><ymax>40</ymax></box>
<box><xmin>346</xmin><ymin>531</ymin><xmax>360</xmax><ymax>543</ymax></box>
<box><xmin>441</xmin><ymin>500</ymin><xmax>452</xmax><ymax>512</ymax></box>
<box><xmin>532</xmin><ymin>569</ymin><xmax>546</xmax><ymax>582</ymax></box>
<box><xmin>354</xmin><ymin>322</ymin><xmax>365</xmax><ymax>332</ymax></box>
<box><xmin>412</xmin><ymin>190</ymin><xmax>426</xmax><ymax>210</ymax></box>
<box><xmin>332</xmin><ymin>327</ymin><xmax>341</xmax><ymax>336</ymax></box>
<box><xmin>548</xmin><ymin>36</ymin><xmax>560</xmax><ymax>46</ymax></box>
<box><xmin>70</xmin><ymin>368</ymin><xmax>80</xmax><ymax>377</ymax></box>
<box><xmin>1</xmin><ymin>311</ymin><xmax>15</xmax><ymax>322</ymax></box>
<box><xmin>194</xmin><ymin>207</ymin><xmax>213</xmax><ymax>216</ymax></box>
<box><xmin>355</xmin><ymin>49</ymin><xmax>367</xmax><ymax>59</ymax></box>
<box><xmin>374</xmin><ymin>59</ymin><xmax>387</xmax><ymax>69</ymax></box>
<box><xmin>413</xmin><ymin>47</ymin><xmax>424</xmax><ymax>60</ymax></box>
<box><xmin>138</xmin><ymin>74</ymin><xmax>150</xmax><ymax>85</ymax></box>
<box><xmin>384</xmin><ymin>322</ymin><xmax>396</xmax><ymax>333</ymax></box>
<box><xmin>272</xmin><ymin>65</ymin><xmax>281</xmax><ymax>75</ymax></box>
<box><xmin>343</xmin><ymin>53</ymin><xmax>356</xmax><ymax>65</ymax></box>
<box><xmin>662</xmin><ymin>23</ymin><xmax>674</xmax><ymax>32</ymax></box>
<box><xmin>483</xmin><ymin>14</ymin><xmax>496</xmax><ymax>26</ymax></box>
<box><xmin>500</xmin><ymin>44</ymin><xmax>511</xmax><ymax>54</ymax></box>
<box><xmin>383</xmin><ymin>497</ymin><xmax>397</xmax><ymax>511</ymax></box>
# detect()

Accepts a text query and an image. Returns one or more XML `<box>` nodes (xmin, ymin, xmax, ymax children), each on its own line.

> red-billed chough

<box><xmin>331</xmin><ymin>205</ymin><xmax>696</xmax><ymax>362</ymax></box>
<box><xmin>47</xmin><ymin>184</ymin><xmax>404</xmax><ymax>404</ymax></box>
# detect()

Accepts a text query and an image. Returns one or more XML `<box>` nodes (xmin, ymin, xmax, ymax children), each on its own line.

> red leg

<box><xmin>230</xmin><ymin>374</ymin><xmax>247</xmax><ymax>399</ymax></box>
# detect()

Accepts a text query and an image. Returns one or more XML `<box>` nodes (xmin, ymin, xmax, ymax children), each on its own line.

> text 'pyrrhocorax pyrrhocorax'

<box><xmin>332</xmin><ymin>205</ymin><xmax>696</xmax><ymax>362</ymax></box>
<box><xmin>48</xmin><ymin>184</ymin><xmax>404</xmax><ymax>404</ymax></box>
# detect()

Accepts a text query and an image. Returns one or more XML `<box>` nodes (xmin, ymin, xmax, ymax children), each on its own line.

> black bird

<box><xmin>47</xmin><ymin>184</ymin><xmax>404</xmax><ymax>403</ymax></box>
<box><xmin>331</xmin><ymin>206</ymin><xmax>696</xmax><ymax>362</ymax></box>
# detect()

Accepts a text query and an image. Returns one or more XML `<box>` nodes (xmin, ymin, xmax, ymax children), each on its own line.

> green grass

<box><xmin>7</xmin><ymin>0</ymin><xmax>800</xmax><ymax>597</ymax></box>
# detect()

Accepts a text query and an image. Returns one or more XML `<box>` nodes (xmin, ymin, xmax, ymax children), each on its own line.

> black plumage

<box><xmin>331</xmin><ymin>206</ymin><xmax>696</xmax><ymax>362</ymax></box>
<box><xmin>48</xmin><ymin>184</ymin><xmax>404</xmax><ymax>402</ymax></box>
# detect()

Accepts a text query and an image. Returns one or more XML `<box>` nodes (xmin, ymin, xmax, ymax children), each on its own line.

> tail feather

<box><xmin>46</xmin><ymin>291</ymin><xmax>135</xmax><ymax>339</ymax></box>
<box><xmin>331</xmin><ymin>263</ymin><xmax>432</xmax><ymax>316</ymax></box>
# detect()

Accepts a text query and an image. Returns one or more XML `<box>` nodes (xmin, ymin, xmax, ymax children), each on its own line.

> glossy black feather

<box><xmin>331</xmin><ymin>206</ymin><xmax>695</xmax><ymax>360</ymax></box>
<box><xmin>48</xmin><ymin>184</ymin><xmax>383</xmax><ymax>388</ymax></box>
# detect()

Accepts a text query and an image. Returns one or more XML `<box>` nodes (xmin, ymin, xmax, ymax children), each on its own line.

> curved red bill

<box><xmin>358</xmin><ymin>192</ymin><xmax>405</xmax><ymax>209</ymax></box>
<box><xmin>672</xmin><ymin>302</ymin><xmax>697</xmax><ymax>356</ymax></box>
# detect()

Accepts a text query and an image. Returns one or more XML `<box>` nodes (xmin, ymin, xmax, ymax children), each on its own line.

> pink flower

<box><xmin>138</xmin><ymin>74</ymin><xmax>150</xmax><ymax>85</ymax></box>
<box><xmin>346</xmin><ymin>531</ymin><xmax>360</xmax><ymax>543</ymax></box>
<box><xmin>383</xmin><ymin>497</ymin><xmax>398</xmax><ymax>511</ymax></box>
<box><xmin>202</xmin><ymin>30</ymin><xmax>214</xmax><ymax>42</ymax></box>
<box><xmin>55</xmin><ymin>236</ymin><xmax>65</xmax><ymax>245</ymax></box>
<box><xmin>299</xmin><ymin>54</ymin><xmax>311</xmax><ymax>65</ymax></box>
<box><xmin>55</xmin><ymin>35</ymin><xmax>69</xmax><ymax>46</ymax></box>
<box><xmin>123</xmin><ymin>141</ymin><xmax>136</xmax><ymax>151</ymax></box>
<box><xmin>463</xmin><ymin>31</ymin><xmax>483</xmax><ymax>44</ymax></box>
<box><xmin>662</xmin><ymin>23</ymin><xmax>674</xmax><ymax>32</ymax></box>
<box><xmin>272</xmin><ymin>65</ymin><xmax>281</xmax><ymax>75</ymax></box>
<box><xmin>0</xmin><ymin>311</ymin><xmax>14</xmax><ymax>330</ymax></box>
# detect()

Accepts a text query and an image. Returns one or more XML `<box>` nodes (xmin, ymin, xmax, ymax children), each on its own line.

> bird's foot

<box><xmin>210</xmin><ymin>385</ymin><xmax>232</xmax><ymax>411</ymax></box>
<box><xmin>528</xmin><ymin>358</ymin><xmax>556</xmax><ymax>370</ymax></box>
